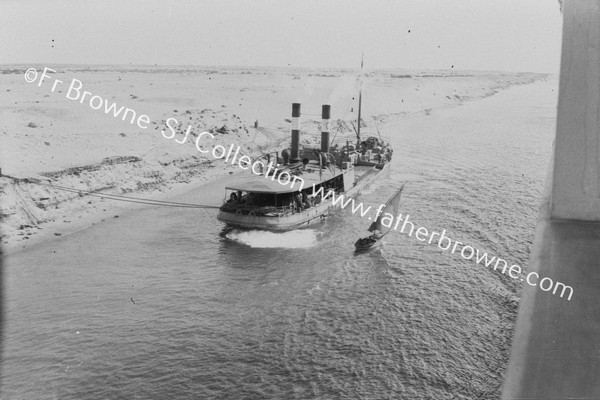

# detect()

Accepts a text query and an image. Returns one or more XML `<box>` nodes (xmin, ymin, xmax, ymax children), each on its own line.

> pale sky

<box><xmin>1</xmin><ymin>0</ymin><xmax>563</xmax><ymax>73</ymax></box>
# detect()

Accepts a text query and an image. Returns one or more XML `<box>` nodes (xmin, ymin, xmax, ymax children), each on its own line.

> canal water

<box><xmin>1</xmin><ymin>80</ymin><xmax>557</xmax><ymax>399</ymax></box>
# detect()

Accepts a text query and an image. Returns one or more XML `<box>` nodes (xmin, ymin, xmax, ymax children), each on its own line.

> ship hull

<box><xmin>217</xmin><ymin>162</ymin><xmax>389</xmax><ymax>231</ymax></box>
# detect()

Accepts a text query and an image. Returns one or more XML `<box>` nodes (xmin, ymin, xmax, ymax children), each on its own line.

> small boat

<box><xmin>354</xmin><ymin>235</ymin><xmax>382</xmax><ymax>251</ymax></box>
<box><xmin>354</xmin><ymin>183</ymin><xmax>406</xmax><ymax>252</ymax></box>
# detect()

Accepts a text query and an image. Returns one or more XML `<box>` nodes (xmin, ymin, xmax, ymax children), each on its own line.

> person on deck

<box><xmin>294</xmin><ymin>193</ymin><xmax>303</xmax><ymax>212</ymax></box>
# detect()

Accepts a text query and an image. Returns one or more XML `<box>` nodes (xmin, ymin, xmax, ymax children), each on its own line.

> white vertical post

<box><xmin>551</xmin><ymin>0</ymin><xmax>600</xmax><ymax>221</ymax></box>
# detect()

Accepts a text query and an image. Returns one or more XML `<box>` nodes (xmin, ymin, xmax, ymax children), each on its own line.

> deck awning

<box><xmin>225</xmin><ymin>176</ymin><xmax>299</xmax><ymax>194</ymax></box>
<box><xmin>225</xmin><ymin>168</ymin><xmax>342</xmax><ymax>194</ymax></box>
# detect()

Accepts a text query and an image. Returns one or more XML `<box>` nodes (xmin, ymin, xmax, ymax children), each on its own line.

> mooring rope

<box><xmin>33</xmin><ymin>181</ymin><xmax>221</xmax><ymax>209</ymax></box>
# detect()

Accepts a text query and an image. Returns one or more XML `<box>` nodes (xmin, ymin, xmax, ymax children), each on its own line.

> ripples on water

<box><xmin>1</xmin><ymin>82</ymin><xmax>556</xmax><ymax>399</ymax></box>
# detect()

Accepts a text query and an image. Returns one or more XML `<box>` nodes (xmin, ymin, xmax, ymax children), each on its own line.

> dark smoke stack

<box><xmin>281</xmin><ymin>149</ymin><xmax>290</xmax><ymax>165</ymax></box>
<box><xmin>320</xmin><ymin>105</ymin><xmax>331</xmax><ymax>158</ymax></box>
<box><xmin>290</xmin><ymin>103</ymin><xmax>301</xmax><ymax>163</ymax></box>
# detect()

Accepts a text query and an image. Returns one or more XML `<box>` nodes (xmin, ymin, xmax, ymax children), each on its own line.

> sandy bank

<box><xmin>0</xmin><ymin>65</ymin><xmax>550</xmax><ymax>254</ymax></box>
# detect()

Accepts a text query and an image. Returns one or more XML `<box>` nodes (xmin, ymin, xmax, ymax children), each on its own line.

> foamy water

<box><xmin>1</xmin><ymin>80</ymin><xmax>557</xmax><ymax>399</ymax></box>
<box><xmin>226</xmin><ymin>229</ymin><xmax>319</xmax><ymax>248</ymax></box>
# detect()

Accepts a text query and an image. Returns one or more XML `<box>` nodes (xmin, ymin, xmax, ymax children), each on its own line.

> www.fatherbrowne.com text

<box><xmin>313</xmin><ymin>185</ymin><xmax>574</xmax><ymax>301</ymax></box>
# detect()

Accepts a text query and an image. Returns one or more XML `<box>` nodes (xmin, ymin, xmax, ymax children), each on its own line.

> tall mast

<box><xmin>356</xmin><ymin>53</ymin><xmax>363</xmax><ymax>146</ymax></box>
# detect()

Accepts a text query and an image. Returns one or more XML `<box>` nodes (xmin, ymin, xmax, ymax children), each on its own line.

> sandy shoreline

<box><xmin>0</xmin><ymin>65</ymin><xmax>551</xmax><ymax>254</ymax></box>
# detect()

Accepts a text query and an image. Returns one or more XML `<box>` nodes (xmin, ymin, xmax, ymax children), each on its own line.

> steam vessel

<box><xmin>217</xmin><ymin>93</ymin><xmax>393</xmax><ymax>231</ymax></box>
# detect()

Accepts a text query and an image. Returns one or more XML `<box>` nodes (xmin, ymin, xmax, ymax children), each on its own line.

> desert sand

<box><xmin>0</xmin><ymin>65</ymin><xmax>548</xmax><ymax>253</ymax></box>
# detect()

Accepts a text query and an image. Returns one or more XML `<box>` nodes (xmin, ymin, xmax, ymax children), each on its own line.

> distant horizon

<box><xmin>0</xmin><ymin>62</ymin><xmax>557</xmax><ymax>76</ymax></box>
